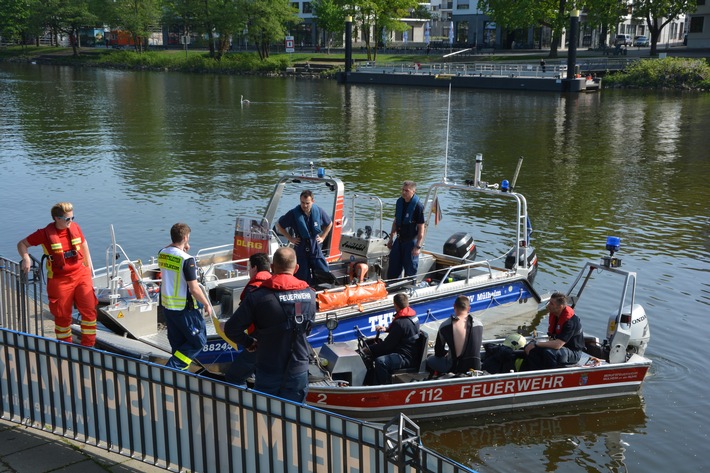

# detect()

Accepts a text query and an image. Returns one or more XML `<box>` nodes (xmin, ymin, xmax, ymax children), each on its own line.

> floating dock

<box><xmin>339</xmin><ymin>62</ymin><xmax>600</xmax><ymax>93</ymax></box>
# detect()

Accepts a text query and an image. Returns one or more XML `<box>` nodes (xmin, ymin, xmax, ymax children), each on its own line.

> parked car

<box><xmin>615</xmin><ymin>34</ymin><xmax>632</xmax><ymax>46</ymax></box>
<box><xmin>634</xmin><ymin>35</ymin><xmax>650</xmax><ymax>47</ymax></box>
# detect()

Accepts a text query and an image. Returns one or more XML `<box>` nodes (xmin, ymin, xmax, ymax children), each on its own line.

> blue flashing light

<box><xmin>606</xmin><ymin>236</ymin><xmax>621</xmax><ymax>255</ymax></box>
<box><xmin>501</xmin><ymin>179</ymin><xmax>510</xmax><ymax>192</ymax></box>
<box><xmin>317</xmin><ymin>167</ymin><xmax>326</xmax><ymax>178</ymax></box>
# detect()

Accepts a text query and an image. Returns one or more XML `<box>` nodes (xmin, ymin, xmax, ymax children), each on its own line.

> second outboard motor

<box><xmin>443</xmin><ymin>232</ymin><xmax>476</xmax><ymax>260</ymax></box>
<box><xmin>505</xmin><ymin>244</ymin><xmax>537</xmax><ymax>273</ymax></box>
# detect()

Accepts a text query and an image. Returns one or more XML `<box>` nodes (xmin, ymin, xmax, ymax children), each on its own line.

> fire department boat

<box><xmin>305</xmin><ymin>239</ymin><xmax>651</xmax><ymax>421</ymax></box>
<box><xmin>88</xmin><ymin>158</ymin><xmax>541</xmax><ymax>372</ymax></box>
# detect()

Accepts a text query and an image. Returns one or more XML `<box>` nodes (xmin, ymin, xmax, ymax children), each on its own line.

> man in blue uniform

<box><xmin>276</xmin><ymin>190</ymin><xmax>333</xmax><ymax>285</ymax></box>
<box><xmin>224</xmin><ymin>247</ymin><xmax>316</xmax><ymax>402</ymax></box>
<box><xmin>387</xmin><ymin>180</ymin><xmax>426</xmax><ymax>280</ymax></box>
<box><xmin>158</xmin><ymin>223</ymin><xmax>212</xmax><ymax>371</ymax></box>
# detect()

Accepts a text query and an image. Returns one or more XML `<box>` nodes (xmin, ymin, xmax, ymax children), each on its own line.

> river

<box><xmin>1</xmin><ymin>62</ymin><xmax>709</xmax><ymax>472</ymax></box>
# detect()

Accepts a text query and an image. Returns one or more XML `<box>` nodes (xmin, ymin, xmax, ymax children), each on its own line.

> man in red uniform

<box><xmin>17</xmin><ymin>202</ymin><xmax>98</xmax><ymax>346</ymax></box>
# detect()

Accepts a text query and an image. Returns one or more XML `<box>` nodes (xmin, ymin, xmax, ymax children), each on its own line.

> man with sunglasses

<box><xmin>17</xmin><ymin>202</ymin><xmax>98</xmax><ymax>347</ymax></box>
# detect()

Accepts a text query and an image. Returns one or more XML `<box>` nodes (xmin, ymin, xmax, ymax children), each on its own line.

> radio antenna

<box><xmin>443</xmin><ymin>83</ymin><xmax>452</xmax><ymax>183</ymax></box>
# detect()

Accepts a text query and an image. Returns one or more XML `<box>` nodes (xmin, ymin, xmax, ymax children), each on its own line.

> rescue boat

<box><xmin>88</xmin><ymin>158</ymin><xmax>541</xmax><ymax>373</ymax></box>
<box><xmin>305</xmin><ymin>239</ymin><xmax>651</xmax><ymax>421</ymax></box>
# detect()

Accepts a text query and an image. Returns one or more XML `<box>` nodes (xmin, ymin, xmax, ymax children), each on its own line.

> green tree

<box><xmin>0</xmin><ymin>0</ymin><xmax>32</xmax><ymax>44</ymax></box>
<box><xmin>162</xmin><ymin>0</ymin><xmax>203</xmax><ymax>45</ymax></box>
<box><xmin>632</xmin><ymin>0</ymin><xmax>695</xmax><ymax>55</ymax></box>
<box><xmin>481</xmin><ymin>0</ymin><xmax>573</xmax><ymax>58</ymax></box>
<box><xmin>209</xmin><ymin>0</ymin><xmax>248</xmax><ymax>59</ymax></box>
<box><xmin>109</xmin><ymin>0</ymin><xmax>161</xmax><ymax>52</ymax></box>
<box><xmin>584</xmin><ymin>0</ymin><xmax>626</xmax><ymax>48</ymax></box>
<box><xmin>348</xmin><ymin>0</ymin><xmax>419</xmax><ymax>61</ymax></box>
<box><xmin>312</xmin><ymin>0</ymin><xmax>345</xmax><ymax>53</ymax></box>
<box><xmin>55</xmin><ymin>0</ymin><xmax>99</xmax><ymax>56</ymax></box>
<box><xmin>243</xmin><ymin>0</ymin><xmax>301</xmax><ymax>60</ymax></box>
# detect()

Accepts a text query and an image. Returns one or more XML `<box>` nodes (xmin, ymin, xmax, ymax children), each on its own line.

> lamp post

<box><xmin>344</xmin><ymin>16</ymin><xmax>353</xmax><ymax>75</ymax></box>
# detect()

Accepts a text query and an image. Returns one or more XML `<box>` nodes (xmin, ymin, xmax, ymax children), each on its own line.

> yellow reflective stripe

<box><xmin>162</xmin><ymin>295</ymin><xmax>187</xmax><ymax>309</ymax></box>
<box><xmin>173</xmin><ymin>350</ymin><xmax>192</xmax><ymax>368</ymax></box>
<box><xmin>50</xmin><ymin>243</ymin><xmax>63</xmax><ymax>250</ymax></box>
<box><xmin>81</xmin><ymin>320</ymin><xmax>97</xmax><ymax>335</ymax></box>
<box><xmin>70</xmin><ymin>237</ymin><xmax>82</xmax><ymax>246</ymax></box>
<box><xmin>55</xmin><ymin>325</ymin><xmax>72</xmax><ymax>340</ymax></box>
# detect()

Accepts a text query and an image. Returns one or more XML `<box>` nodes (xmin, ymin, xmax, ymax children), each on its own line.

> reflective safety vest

<box><xmin>158</xmin><ymin>246</ymin><xmax>194</xmax><ymax>310</ymax></box>
<box><xmin>41</xmin><ymin>223</ymin><xmax>83</xmax><ymax>278</ymax></box>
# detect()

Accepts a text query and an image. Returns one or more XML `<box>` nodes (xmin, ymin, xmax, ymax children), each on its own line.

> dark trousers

<box><xmin>164</xmin><ymin>307</ymin><xmax>207</xmax><ymax>370</ymax></box>
<box><xmin>255</xmin><ymin>369</ymin><xmax>309</xmax><ymax>403</ymax></box>
<box><xmin>225</xmin><ymin>349</ymin><xmax>256</xmax><ymax>386</ymax></box>
<box><xmin>374</xmin><ymin>353</ymin><xmax>408</xmax><ymax>384</ymax></box>
<box><xmin>525</xmin><ymin>346</ymin><xmax>581</xmax><ymax>370</ymax></box>
<box><xmin>387</xmin><ymin>238</ymin><xmax>419</xmax><ymax>279</ymax></box>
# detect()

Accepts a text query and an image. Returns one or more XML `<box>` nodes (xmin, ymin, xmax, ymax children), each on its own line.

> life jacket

<box><xmin>239</xmin><ymin>271</ymin><xmax>272</xmax><ymax>302</ymax></box>
<box><xmin>392</xmin><ymin>306</ymin><xmax>420</xmax><ymax>344</ymax></box>
<box><xmin>394</xmin><ymin>194</ymin><xmax>420</xmax><ymax>228</ymax></box>
<box><xmin>393</xmin><ymin>306</ymin><xmax>417</xmax><ymax>321</ymax></box>
<box><xmin>261</xmin><ymin>274</ymin><xmax>315</xmax><ymax>335</ymax></box>
<box><xmin>293</xmin><ymin>205</ymin><xmax>323</xmax><ymax>255</ymax></box>
<box><xmin>41</xmin><ymin>223</ymin><xmax>83</xmax><ymax>277</ymax></box>
<box><xmin>158</xmin><ymin>246</ymin><xmax>195</xmax><ymax>310</ymax></box>
<box><xmin>548</xmin><ymin>306</ymin><xmax>575</xmax><ymax>337</ymax></box>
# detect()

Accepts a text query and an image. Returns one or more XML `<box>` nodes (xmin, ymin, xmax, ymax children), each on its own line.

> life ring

<box><xmin>128</xmin><ymin>261</ymin><xmax>148</xmax><ymax>300</ymax></box>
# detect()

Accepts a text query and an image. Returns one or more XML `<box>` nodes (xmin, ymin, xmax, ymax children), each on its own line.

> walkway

<box><xmin>0</xmin><ymin>418</ymin><xmax>169</xmax><ymax>473</ymax></box>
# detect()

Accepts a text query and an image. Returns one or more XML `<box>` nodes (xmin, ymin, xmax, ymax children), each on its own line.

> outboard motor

<box><xmin>605</xmin><ymin>304</ymin><xmax>650</xmax><ymax>358</ymax></box>
<box><xmin>504</xmin><ymin>243</ymin><xmax>538</xmax><ymax>282</ymax></box>
<box><xmin>443</xmin><ymin>232</ymin><xmax>476</xmax><ymax>260</ymax></box>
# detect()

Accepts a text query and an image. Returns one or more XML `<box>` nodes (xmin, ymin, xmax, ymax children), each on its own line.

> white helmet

<box><xmin>503</xmin><ymin>333</ymin><xmax>526</xmax><ymax>350</ymax></box>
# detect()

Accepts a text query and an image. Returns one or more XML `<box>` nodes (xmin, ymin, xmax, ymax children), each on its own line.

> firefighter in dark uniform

<box><xmin>224</xmin><ymin>247</ymin><xmax>316</xmax><ymax>402</ymax></box>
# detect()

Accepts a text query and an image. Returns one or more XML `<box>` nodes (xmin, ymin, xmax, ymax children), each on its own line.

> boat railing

<box><xmin>433</xmin><ymin>258</ymin><xmax>495</xmax><ymax>288</ymax></box>
<box><xmin>356</xmin><ymin>59</ymin><xmax>637</xmax><ymax>76</ymax></box>
<box><xmin>350</xmin><ymin>193</ymin><xmax>386</xmax><ymax>237</ymax></box>
<box><xmin>421</xmin><ymin>177</ymin><xmax>531</xmax><ymax>273</ymax></box>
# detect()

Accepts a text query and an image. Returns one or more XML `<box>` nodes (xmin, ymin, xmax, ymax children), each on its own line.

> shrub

<box><xmin>605</xmin><ymin>57</ymin><xmax>710</xmax><ymax>90</ymax></box>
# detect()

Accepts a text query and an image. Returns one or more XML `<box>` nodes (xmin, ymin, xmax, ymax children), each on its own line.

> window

<box><xmin>689</xmin><ymin>16</ymin><xmax>704</xmax><ymax>33</ymax></box>
<box><xmin>303</xmin><ymin>2</ymin><xmax>312</xmax><ymax>13</ymax></box>
<box><xmin>457</xmin><ymin>3</ymin><xmax>470</xmax><ymax>8</ymax></box>
<box><xmin>292</xmin><ymin>2</ymin><xmax>299</xmax><ymax>11</ymax></box>
<box><xmin>697</xmin><ymin>0</ymin><xmax>705</xmax><ymax>5</ymax></box>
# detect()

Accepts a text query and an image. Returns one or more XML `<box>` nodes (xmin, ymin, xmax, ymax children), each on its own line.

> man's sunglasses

<box><xmin>60</xmin><ymin>216</ymin><xmax>75</xmax><ymax>222</ymax></box>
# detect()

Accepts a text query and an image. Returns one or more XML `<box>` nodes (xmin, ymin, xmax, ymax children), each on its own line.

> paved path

<box><xmin>0</xmin><ymin>418</ymin><xmax>173</xmax><ymax>473</ymax></box>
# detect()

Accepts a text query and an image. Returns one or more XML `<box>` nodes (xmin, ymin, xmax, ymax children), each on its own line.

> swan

<box><xmin>241</xmin><ymin>95</ymin><xmax>250</xmax><ymax>104</ymax></box>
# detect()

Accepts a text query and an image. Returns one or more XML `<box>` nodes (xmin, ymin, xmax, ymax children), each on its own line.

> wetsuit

<box><xmin>427</xmin><ymin>313</ymin><xmax>483</xmax><ymax>374</ymax></box>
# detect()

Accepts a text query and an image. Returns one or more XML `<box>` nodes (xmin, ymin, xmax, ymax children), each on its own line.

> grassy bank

<box><xmin>2</xmin><ymin>46</ymin><xmax>709</xmax><ymax>90</ymax></box>
<box><xmin>603</xmin><ymin>56</ymin><xmax>710</xmax><ymax>90</ymax></box>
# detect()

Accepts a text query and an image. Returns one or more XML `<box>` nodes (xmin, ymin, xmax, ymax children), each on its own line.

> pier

<box><xmin>0</xmin><ymin>255</ymin><xmax>474</xmax><ymax>473</ymax></box>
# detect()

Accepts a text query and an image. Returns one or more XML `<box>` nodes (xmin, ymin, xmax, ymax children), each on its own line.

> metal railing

<box><xmin>0</xmin><ymin>255</ymin><xmax>475</xmax><ymax>473</ymax></box>
<box><xmin>356</xmin><ymin>58</ymin><xmax>638</xmax><ymax>77</ymax></box>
